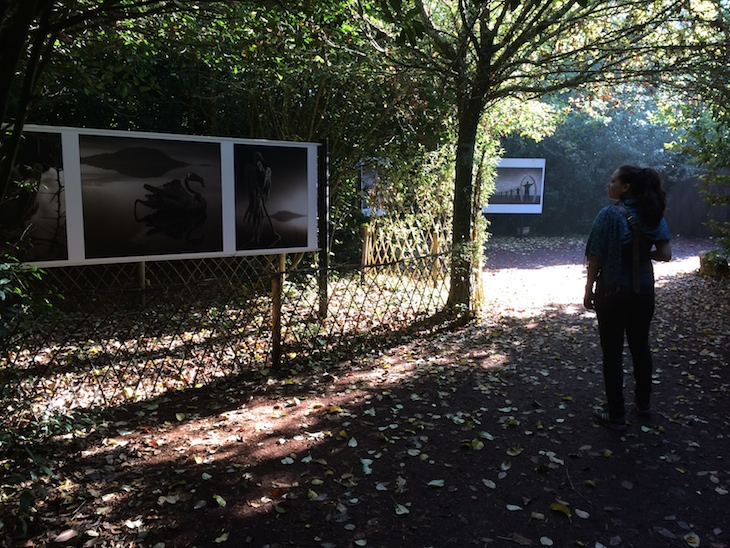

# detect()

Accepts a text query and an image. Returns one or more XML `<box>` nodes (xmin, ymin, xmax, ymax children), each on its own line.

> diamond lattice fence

<box><xmin>1</xmin><ymin>251</ymin><xmax>450</xmax><ymax>440</ymax></box>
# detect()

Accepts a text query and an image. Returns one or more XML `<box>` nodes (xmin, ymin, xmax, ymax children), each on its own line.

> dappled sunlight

<box><xmin>481</xmin><ymin>264</ymin><xmax>586</xmax><ymax>319</ymax></box>
<box><xmin>44</xmin><ymin>387</ymin><xmax>382</xmax><ymax>534</ymax></box>
<box><xmin>655</xmin><ymin>254</ymin><xmax>700</xmax><ymax>285</ymax></box>
<box><xmin>16</xmin><ymin>327</ymin><xmax>522</xmax><ymax>544</ymax></box>
<box><xmin>483</xmin><ymin>238</ymin><xmax>710</xmax><ymax>320</ymax></box>
<box><xmin>3</xmin><ymin>238</ymin><xmax>724</xmax><ymax>546</ymax></box>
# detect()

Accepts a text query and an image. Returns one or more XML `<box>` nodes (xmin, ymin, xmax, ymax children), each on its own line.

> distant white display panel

<box><xmin>483</xmin><ymin>158</ymin><xmax>546</xmax><ymax>214</ymax></box>
<box><xmin>6</xmin><ymin>126</ymin><xmax>319</xmax><ymax>266</ymax></box>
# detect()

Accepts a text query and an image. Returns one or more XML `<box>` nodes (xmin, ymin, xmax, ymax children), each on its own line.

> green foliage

<box><xmin>499</xmin><ymin>93</ymin><xmax>686</xmax><ymax>236</ymax></box>
<box><xmin>4</xmin><ymin>0</ymin><xmax>726</xmax><ymax>306</ymax></box>
<box><xmin>0</xmin><ymin>246</ymin><xmax>57</xmax><ymax>340</ymax></box>
<box><xmin>662</xmin><ymin>100</ymin><xmax>730</xmax><ymax>256</ymax></box>
<box><xmin>699</xmin><ymin>249</ymin><xmax>730</xmax><ymax>278</ymax></box>
<box><xmin>650</xmin><ymin>1</ymin><xmax>730</xmax><ymax>254</ymax></box>
<box><xmin>2</xmin><ymin>1</ymin><xmax>226</xmax><ymax>206</ymax></box>
<box><xmin>21</xmin><ymin>1</ymin><xmax>454</xmax><ymax>263</ymax></box>
<box><xmin>357</xmin><ymin>0</ymin><xmax>718</xmax><ymax>308</ymax></box>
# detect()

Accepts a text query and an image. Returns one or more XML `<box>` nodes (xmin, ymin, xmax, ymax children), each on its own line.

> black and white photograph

<box><xmin>483</xmin><ymin>158</ymin><xmax>546</xmax><ymax>214</ymax></box>
<box><xmin>234</xmin><ymin>144</ymin><xmax>309</xmax><ymax>250</ymax></box>
<box><xmin>80</xmin><ymin>135</ymin><xmax>223</xmax><ymax>259</ymax></box>
<box><xmin>358</xmin><ymin>159</ymin><xmax>387</xmax><ymax>217</ymax></box>
<box><xmin>0</xmin><ymin>131</ymin><xmax>67</xmax><ymax>262</ymax></box>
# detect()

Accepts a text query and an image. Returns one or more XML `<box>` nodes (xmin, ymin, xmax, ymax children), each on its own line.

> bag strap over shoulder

<box><xmin>613</xmin><ymin>203</ymin><xmax>641</xmax><ymax>293</ymax></box>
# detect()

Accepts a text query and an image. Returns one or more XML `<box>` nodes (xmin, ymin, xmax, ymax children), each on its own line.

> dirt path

<box><xmin>482</xmin><ymin>236</ymin><xmax>715</xmax><ymax>318</ymax></box>
<box><xmin>2</xmin><ymin>237</ymin><xmax>727</xmax><ymax>548</ymax></box>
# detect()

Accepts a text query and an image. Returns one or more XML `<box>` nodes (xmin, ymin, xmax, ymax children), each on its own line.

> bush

<box><xmin>698</xmin><ymin>250</ymin><xmax>730</xmax><ymax>278</ymax></box>
<box><xmin>0</xmin><ymin>254</ymin><xmax>52</xmax><ymax>339</ymax></box>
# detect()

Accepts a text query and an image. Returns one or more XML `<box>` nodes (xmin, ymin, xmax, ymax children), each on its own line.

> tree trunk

<box><xmin>0</xmin><ymin>0</ymin><xmax>53</xmax><ymax>206</ymax></box>
<box><xmin>0</xmin><ymin>1</ymin><xmax>47</xmax><ymax>123</ymax></box>
<box><xmin>447</xmin><ymin>94</ymin><xmax>482</xmax><ymax>311</ymax></box>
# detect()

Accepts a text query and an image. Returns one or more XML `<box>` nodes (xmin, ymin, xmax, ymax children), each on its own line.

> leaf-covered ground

<box><xmin>2</xmin><ymin>237</ymin><xmax>729</xmax><ymax>548</ymax></box>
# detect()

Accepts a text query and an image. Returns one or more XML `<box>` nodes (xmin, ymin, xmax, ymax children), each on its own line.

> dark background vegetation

<box><xmin>490</xmin><ymin>100</ymin><xmax>729</xmax><ymax>238</ymax></box>
<box><xmin>4</xmin><ymin>1</ymin><xmax>730</xmax><ymax>263</ymax></box>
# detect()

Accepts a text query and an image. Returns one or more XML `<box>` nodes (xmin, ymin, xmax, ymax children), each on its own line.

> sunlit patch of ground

<box><xmin>3</xmin><ymin>236</ymin><xmax>725</xmax><ymax>548</ymax></box>
<box><xmin>482</xmin><ymin>237</ymin><xmax>714</xmax><ymax>319</ymax></box>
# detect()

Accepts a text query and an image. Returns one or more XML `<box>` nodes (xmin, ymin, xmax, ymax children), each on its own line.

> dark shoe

<box><xmin>593</xmin><ymin>409</ymin><xmax>627</xmax><ymax>431</ymax></box>
<box><xmin>636</xmin><ymin>404</ymin><xmax>652</xmax><ymax>418</ymax></box>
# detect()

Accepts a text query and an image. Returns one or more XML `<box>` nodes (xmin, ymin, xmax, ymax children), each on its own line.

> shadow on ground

<box><xmin>1</xmin><ymin>238</ymin><xmax>728</xmax><ymax>548</ymax></box>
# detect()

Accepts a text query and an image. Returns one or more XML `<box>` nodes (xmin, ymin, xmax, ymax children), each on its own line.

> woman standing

<box><xmin>584</xmin><ymin>165</ymin><xmax>672</xmax><ymax>430</ymax></box>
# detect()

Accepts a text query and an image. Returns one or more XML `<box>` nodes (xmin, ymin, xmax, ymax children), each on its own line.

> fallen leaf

<box><xmin>550</xmin><ymin>502</ymin><xmax>571</xmax><ymax>519</ymax></box>
<box><xmin>395</xmin><ymin>503</ymin><xmax>410</xmax><ymax>515</ymax></box>
<box><xmin>653</xmin><ymin>527</ymin><xmax>677</xmax><ymax>539</ymax></box>
<box><xmin>272</xmin><ymin>486</ymin><xmax>289</xmax><ymax>498</ymax></box>
<box><xmin>509</xmin><ymin>532</ymin><xmax>533</xmax><ymax>546</ymax></box>
<box><xmin>54</xmin><ymin>530</ymin><xmax>78</xmax><ymax>543</ymax></box>
<box><xmin>157</xmin><ymin>495</ymin><xmax>179</xmax><ymax>505</ymax></box>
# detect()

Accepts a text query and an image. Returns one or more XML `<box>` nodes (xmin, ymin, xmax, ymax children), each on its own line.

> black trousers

<box><xmin>594</xmin><ymin>287</ymin><xmax>655</xmax><ymax>421</ymax></box>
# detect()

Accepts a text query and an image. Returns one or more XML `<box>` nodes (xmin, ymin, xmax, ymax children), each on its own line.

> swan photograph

<box><xmin>79</xmin><ymin>135</ymin><xmax>223</xmax><ymax>259</ymax></box>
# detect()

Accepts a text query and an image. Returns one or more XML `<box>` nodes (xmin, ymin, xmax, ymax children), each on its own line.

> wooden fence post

<box><xmin>138</xmin><ymin>261</ymin><xmax>146</xmax><ymax>289</ymax></box>
<box><xmin>361</xmin><ymin>223</ymin><xmax>372</xmax><ymax>267</ymax></box>
<box><xmin>318</xmin><ymin>140</ymin><xmax>329</xmax><ymax>320</ymax></box>
<box><xmin>429</xmin><ymin>230</ymin><xmax>440</xmax><ymax>282</ymax></box>
<box><xmin>138</xmin><ymin>261</ymin><xmax>147</xmax><ymax>306</ymax></box>
<box><xmin>271</xmin><ymin>253</ymin><xmax>286</xmax><ymax>369</ymax></box>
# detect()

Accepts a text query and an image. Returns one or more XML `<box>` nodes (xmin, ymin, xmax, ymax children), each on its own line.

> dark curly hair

<box><xmin>616</xmin><ymin>165</ymin><xmax>666</xmax><ymax>227</ymax></box>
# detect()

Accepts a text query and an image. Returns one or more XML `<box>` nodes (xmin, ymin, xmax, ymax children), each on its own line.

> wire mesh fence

<box><xmin>0</xmin><ymin>252</ymin><xmax>450</xmax><ymax>440</ymax></box>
